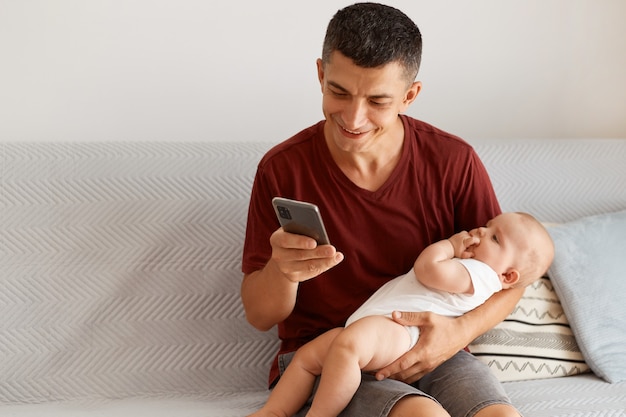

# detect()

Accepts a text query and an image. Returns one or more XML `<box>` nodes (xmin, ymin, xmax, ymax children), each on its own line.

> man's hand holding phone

<box><xmin>269</xmin><ymin>228</ymin><xmax>343</xmax><ymax>283</ymax></box>
<box><xmin>271</xmin><ymin>197</ymin><xmax>343</xmax><ymax>283</ymax></box>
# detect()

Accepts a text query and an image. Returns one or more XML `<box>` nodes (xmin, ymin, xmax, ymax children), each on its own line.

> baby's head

<box><xmin>509</xmin><ymin>212</ymin><xmax>555</xmax><ymax>287</ymax></box>
<box><xmin>469</xmin><ymin>212</ymin><xmax>554</xmax><ymax>288</ymax></box>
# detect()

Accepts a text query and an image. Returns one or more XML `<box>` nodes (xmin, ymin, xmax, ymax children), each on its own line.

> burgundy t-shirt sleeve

<box><xmin>454</xmin><ymin>148</ymin><xmax>502</xmax><ymax>231</ymax></box>
<box><xmin>241</xmin><ymin>124</ymin><xmax>326</xmax><ymax>275</ymax></box>
<box><xmin>241</xmin><ymin>163</ymin><xmax>278</xmax><ymax>275</ymax></box>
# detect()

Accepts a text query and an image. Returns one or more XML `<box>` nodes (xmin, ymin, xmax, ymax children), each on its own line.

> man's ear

<box><xmin>316</xmin><ymin>58</ymin><xmax>325</xmax><ymax>92</ymax></box>
<box><xmin>501</xmin><ymin>269</ymin><xmax>520</xmax><ymax>288</ymax></box>
<box><xmin>400</xmin><ymin>81</ymin><xmax>422</xmax><ymax>112</ymax></box>
<box><xmin>405</xmin><ymin>81</ymin><xmax>422</xmax><ymax>103</ymax></box>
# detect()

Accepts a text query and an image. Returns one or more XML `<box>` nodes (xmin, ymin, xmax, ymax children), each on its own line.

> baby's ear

<box><xmin>501</xmin><ymin>269</ymin><xmax>520</xmax><ymax>289</ymax></box>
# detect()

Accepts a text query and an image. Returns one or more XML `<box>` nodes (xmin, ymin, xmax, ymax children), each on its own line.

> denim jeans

<box><xmin>278</xmin><ymin>349</ymin><xmax>512</xmax><ymax>417</ymax></box>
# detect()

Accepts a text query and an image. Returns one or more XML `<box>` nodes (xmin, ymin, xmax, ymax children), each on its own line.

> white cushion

<box><xmin>469</xmin><ymin>276</ymin><xmax>589</xmax><ymax>381</ymax></box>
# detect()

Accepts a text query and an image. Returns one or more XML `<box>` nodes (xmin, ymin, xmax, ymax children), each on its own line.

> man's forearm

<box><xmin>457</xmin><ymin>286</ymin><xmax>524</xmax><ymax>342</ymax></box>
<box><xmin>241</xmin><ymin>260</ymin><xmax>298</xmax><ymax>331</ymax></box>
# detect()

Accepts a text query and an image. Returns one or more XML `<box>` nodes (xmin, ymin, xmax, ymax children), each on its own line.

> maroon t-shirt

<box><xmin>242</xmin><ymin>115</ymin><xmax>501</xmax><ymax>385</ymax></box>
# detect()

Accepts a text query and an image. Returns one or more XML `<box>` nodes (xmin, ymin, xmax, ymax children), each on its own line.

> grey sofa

<box><xmin>1</xmin><ymin>139</ymin><xmax>625</xmax><ymax>416</ymax></box>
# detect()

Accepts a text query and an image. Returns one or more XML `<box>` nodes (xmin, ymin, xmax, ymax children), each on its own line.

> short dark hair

<box><xmin>322</xmin><ymin>2</ymin><xmax>422</xmax><ymax>83</ymax></box>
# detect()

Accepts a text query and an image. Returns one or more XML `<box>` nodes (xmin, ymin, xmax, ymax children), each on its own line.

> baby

<box><xmin>250</xmin><ymin>211</ymin><xmax>555</xmax><ymax>417</ymax></box>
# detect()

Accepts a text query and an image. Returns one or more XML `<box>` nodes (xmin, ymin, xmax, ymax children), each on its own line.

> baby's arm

<box><xmin>413</xmin><ymin>231</ymin><xmax>479</xmax><ymax>294</ymax></box>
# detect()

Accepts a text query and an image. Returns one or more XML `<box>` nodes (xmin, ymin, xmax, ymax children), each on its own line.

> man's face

<box><xmin>317</xmin><ymin>51</ymin><xmax>420</xmax><ymax>153</ymax></box>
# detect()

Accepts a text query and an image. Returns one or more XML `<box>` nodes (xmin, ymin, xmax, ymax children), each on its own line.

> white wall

<box><xmin>1</xmin><ymin>0</ymin><xmax>625</xmax><ymax>143</ymax></box>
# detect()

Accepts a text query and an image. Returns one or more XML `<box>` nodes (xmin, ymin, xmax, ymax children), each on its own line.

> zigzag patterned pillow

<box><xmin>468</xmin><ymin>276</ymin><xmax>590</xmax><ymax>382</ymax></box>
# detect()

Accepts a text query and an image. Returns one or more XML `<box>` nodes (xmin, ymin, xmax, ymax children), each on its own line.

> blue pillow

<box><xmin>547</xmin><ymin>210</ymin><xmax>626</xmax><ymax>383</ymax></box>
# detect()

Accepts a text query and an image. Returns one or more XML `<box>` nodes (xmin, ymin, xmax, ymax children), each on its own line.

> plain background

<box><xmin>1</xmin><ymin>0</ymin><xmax>625</xmax><ymax>143</ymax></box>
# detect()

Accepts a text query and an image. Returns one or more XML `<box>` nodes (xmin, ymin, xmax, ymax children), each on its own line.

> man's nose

<box><xmin>343</xmin><ymin>99</ymin><xmax>368</xmax><ymax>128</ymax></box>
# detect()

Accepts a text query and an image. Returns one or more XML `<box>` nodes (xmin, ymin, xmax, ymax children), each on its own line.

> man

<box><xmin>241</xmin><ymin>3</ymin><xmax>523</xmax><ymax>416</ymax></box>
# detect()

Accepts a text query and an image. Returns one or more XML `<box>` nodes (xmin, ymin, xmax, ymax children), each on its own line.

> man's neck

<box><xmin>327</xmin><ymin>118</ymin><xmax>405</xmax><ymax>192</ymax></box>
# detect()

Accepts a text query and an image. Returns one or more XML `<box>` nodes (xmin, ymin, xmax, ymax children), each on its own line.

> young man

<box><xmin>241</xmin><ymin>3</ymin><xmax>525</xmax><ymax>416</ymax></box>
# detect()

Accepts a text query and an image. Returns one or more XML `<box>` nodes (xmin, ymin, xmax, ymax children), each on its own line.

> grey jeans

<box><xmin>278</xmin><ymin>349</ymin><xmax>513</xmax><ymax>417</ymax></box>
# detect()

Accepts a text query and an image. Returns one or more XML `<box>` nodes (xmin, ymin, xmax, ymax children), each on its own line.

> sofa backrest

<box><xmin>1</xmin><ymin>139</ymin><xmax>624</xmax><ymax>404</ymax></box>
<box><xmin>0</xmin><ymin>142</ymin><xmax>277</xmax><ymax>403</ymax></box>
<box><xmin>472</xmin><ymin>139</ymin><xmax>626</xmax><ymax>223</ymax></box>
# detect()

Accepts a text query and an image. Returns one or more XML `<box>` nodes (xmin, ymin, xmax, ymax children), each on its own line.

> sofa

<box><xmin>1</xmin><ymin>139</ymin><xmax>625</xmax><ymax>417</ymax></box>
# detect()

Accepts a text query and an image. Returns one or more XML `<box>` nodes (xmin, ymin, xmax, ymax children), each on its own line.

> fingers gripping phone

<box><xmin>272</xmin><ymin>197</ymin><xmax>330</xmax><ymax>245</ymax></box>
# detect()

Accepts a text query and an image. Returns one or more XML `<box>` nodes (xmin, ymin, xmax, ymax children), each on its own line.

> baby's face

<box><xmin>466</xmin><ymin>213</ymin><xmax>526</xmax><ymax>278</ymax></box>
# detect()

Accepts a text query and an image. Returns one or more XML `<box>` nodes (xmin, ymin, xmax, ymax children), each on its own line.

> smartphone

<box><xmin>272</xmin><ymin>197</ymin><xmax>330</xmax><ymax>245</ymax></box>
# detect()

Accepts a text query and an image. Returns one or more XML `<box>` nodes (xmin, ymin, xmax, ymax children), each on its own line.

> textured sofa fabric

<box><xmin>1</xmin><ymin>140</ymin><xmax>625</xmax><ymax>416</ymax></box>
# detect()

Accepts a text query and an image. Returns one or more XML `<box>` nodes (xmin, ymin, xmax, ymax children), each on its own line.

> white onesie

<box><xmin>345</xmin><ymin>258</ymin><xmax>503</xmax><ymax>349</ymax></box>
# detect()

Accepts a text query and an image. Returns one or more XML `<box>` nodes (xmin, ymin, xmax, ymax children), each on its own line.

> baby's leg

<box><xmin>307</xmin><ymin>316</ymin><xmax>412</xmax><ymax>417</ymax></box>
<box><xmin>248</xmin><ymin>328</ymin><xmax>343</xmax><ymax>417</ymax></box>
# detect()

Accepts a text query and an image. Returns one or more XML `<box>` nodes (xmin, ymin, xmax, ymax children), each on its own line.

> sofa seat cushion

<box><xmin>504</xmin><ymin>373</ymin><xmax>626</xmax><ymax>416</ymax></box>
<box><xmin>0</xmin><ymin>393</ymin><xmax>270</xmax><ymax>417</ymax></box>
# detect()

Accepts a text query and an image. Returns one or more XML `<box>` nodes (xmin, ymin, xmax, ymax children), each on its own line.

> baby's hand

<box><xmin>448</xmin><ymin>231</ymin><xmax>479</xmax><ymax>259</ymax></box>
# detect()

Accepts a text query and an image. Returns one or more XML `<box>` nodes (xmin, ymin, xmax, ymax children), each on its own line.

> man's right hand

<box><xmin>240</xmin><ymin>227</ymin><xmax>343</xmax><ymax>331</ymax></box>
<box><xmin>270</xmin><ymin>228</ymin><xmax>344</xmax><ymax>283</ymax></box>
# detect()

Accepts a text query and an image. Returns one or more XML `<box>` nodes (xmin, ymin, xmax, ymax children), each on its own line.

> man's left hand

<box><xmin>375</xmin><ymin>311</ymin><xmax>469</xmax><ymax>384</ymax></box>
